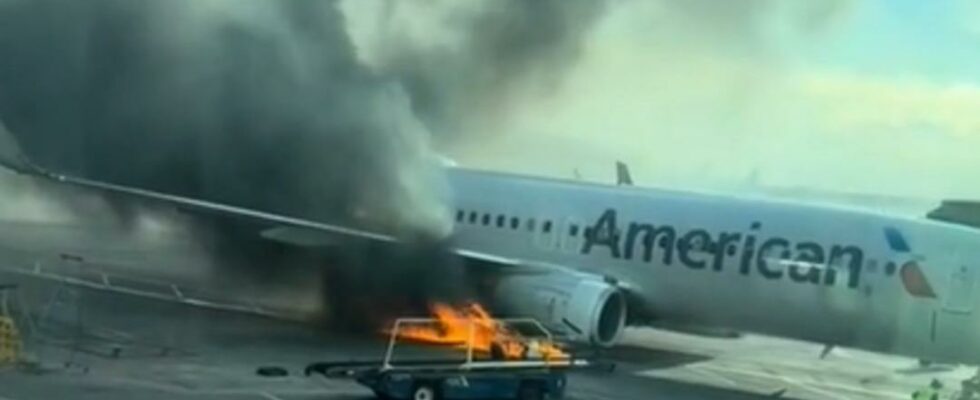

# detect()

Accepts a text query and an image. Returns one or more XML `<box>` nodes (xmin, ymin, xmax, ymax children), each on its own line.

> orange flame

<box><xmin>391</xmin><ymin>303</ymin><xmax>567</xmax><ymax>361</ymax></box>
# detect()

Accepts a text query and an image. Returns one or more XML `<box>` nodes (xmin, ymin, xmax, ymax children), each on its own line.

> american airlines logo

<box><xmin>581</xmin><ymin>209</ymin><xmax>867</xmax><ymax>289</ymax></box>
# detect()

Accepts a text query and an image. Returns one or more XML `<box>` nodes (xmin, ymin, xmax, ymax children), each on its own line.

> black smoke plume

<box><xmin>0</xmin><ymin>0</ymin><xmax>607</xmax><ymax>328</ymax></box>
<box><xmin>373</xmin><ymin>0</ymin><xmax>608</xmax><ymax>136</ymax></box>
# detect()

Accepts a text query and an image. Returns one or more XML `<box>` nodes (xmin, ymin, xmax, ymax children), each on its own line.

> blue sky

<box><xmin>813</xmin><ymin>0</ymin><xmax>979</xmax><ymax>85</ymax></box>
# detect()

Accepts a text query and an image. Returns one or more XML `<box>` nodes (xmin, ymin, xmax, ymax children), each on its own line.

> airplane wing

<box><xmin>0</xmin><ymin>120</ymin><xmax>639</xmax><ymax>294</ymax></box>
<box><xmin>0</xmin><ymin>121</ymin><xmax>645</xmax><ymax>348</ymax></box>
<box><xmin>0</xmin><ymin>120</ymin><xmax>527</xmax><ymax>270</ymax></box>
<box><xmin>23</xmin><ymin>161</ymin><xmax>533</xmax><ymax>268</ymax></box>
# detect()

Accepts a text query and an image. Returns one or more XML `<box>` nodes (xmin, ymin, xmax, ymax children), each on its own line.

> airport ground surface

<box><xmin>0</xmin><ymin>221</ymin><xmax>976</xmax><ymax>400</ymax></box>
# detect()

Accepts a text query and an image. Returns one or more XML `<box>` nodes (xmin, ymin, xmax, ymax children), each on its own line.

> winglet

<box><xmin>0</xmin><ymin>119</ymin><xmax>41</xmax><ymax>175</ymax></box>
<box><xmin>615</xmin><ymin>161</ymin><xmax>633</xmax><ymax>186</ymax></box>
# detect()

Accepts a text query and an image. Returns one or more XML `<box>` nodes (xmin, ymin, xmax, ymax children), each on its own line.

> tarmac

<box><xmin>0</xmin><ymin>220</ymin><xmax>975</xmax><ymax>400</ymax></box>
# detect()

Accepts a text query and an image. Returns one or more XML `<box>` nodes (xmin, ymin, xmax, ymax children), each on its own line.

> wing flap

<box><xmin>259</xmin><ymin>226</ymin><xmax>347</xmax><ymax>247</ymax></box>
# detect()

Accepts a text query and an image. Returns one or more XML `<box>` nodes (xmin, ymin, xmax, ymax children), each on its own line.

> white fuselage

<box><xmin>446</xmin><ymin>168</ymin><xmax>980</xmax><ymax>364</ymax></box>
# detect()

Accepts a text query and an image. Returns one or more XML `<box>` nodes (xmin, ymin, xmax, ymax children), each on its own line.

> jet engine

<box><xmin>491</xmin><ymin>272</ymin><xmax>627</xmax><ymax>347</ymax></box>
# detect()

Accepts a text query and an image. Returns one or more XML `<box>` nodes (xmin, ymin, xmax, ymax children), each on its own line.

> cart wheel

<box><xmin>412</xmin><ymin>382</ymin><xmax>438</xmax><ymax>400</ymax></box>
<box><xmin>518</xmin><ymin>383</ymin><xmax>543</xmax><ymax>400</ymax></box>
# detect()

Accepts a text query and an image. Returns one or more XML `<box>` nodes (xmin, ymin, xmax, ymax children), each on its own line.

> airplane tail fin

<box><xmin>927</xmin><ymin>200</ymin><xmax>980</xmax><ymax>230</ymax></box>
<box><xmin>0</xmin><ymin>119</ymin><xmax>40</xmax><ymax>175</ymax></box>
<box><xmin>615</xmin><ymin>161</ymin><xmax>633</xmax><ymax>186</ymax></box>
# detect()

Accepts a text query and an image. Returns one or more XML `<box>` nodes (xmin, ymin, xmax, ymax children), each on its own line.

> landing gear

<box><xmin>412</xmin><ymin>382</ymin><xmax>438</xmax><ymax>400</ymax></box>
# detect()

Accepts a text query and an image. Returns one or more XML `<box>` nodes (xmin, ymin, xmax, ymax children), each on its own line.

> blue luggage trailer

<box><xmin>306</xmin><ymin>317</ymin><xmax>593</xmax><ymax>400</ymax></box>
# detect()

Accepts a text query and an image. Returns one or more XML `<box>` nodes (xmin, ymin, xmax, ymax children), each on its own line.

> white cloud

<box><xmin>442</xmin><ymin>0</ymin><xmax>980</xmax><ymax>200</ymax></box>
<box><xmin>800</xmin><ymin>73</ymin><xmax>980</xmax><ymax>139</ymax></box>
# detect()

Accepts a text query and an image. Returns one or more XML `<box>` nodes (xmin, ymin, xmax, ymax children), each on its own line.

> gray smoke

<box><xmin>436</xmin><ymin>0</ymin><xmax>860</xmax><ymax>189</ymax></box>
<box><xmin>0</xmin><ymin>0</ymin><xmax>611</xmax><ymax>327</ymax></box>
<box><xmin>364</xmin><ymin>0</ymin><xmax>609</xmax><ymax>136</ymax></box>
<box><xmin>0</xmin><ymin>0</ymin><xmax>870</xmax><ymax>331</ymax></box>
<box><xmin>0</xmin><ymin>0</ymin><xmax>446</xmax><ymax>237</ymax></box>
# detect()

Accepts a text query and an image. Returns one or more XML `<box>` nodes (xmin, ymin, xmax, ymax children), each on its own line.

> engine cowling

<box><xmin>491</xmin><ymin>272</ymin><xmax>627</xmax><ymax>347</ymax></box>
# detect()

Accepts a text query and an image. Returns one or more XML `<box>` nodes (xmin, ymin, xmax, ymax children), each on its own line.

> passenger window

<box><xmin>569</xmin><ymin>224</ymin><xmax>579</xmax><ymax>236</ymax></box>
<box><xmin>456</xmin><ymin>210</ymin><xmax>465</xmax><ymax>222</ymax></box>
<box><xmin>468</xmin><ymin>211</ymin><xmax>478</xmax><ymax>224</ymax></box>
<box><xmin>510</xmin><ymin>217</ymin><xmax>520</xmax><ymax>229</ymax></box>
<box><xmin>543</xmin><ymin>221</ymin><xmax>553</xmax><ymax>233</ymax></box>
<box><xmin>482</xmin><ymin>214</ymin><xmax>491</xmax><ymax>226</ymax></box>
<box><xmin>496</xmin><ymin>215</ymin><xmax>505</xmax><ymax>228</ymax></box>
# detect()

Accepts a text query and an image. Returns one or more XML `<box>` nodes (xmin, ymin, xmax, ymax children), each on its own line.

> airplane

<box><xmin>2</xmin><ymin>120</ymin><xmax>980</xmax><ymax>372</ymax></box>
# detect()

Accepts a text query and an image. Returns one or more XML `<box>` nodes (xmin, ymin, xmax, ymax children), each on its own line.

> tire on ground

<box><xmin>412</xmin><ymin>381</ymin><xmax>439</xmax><ymax>400</ymax></box>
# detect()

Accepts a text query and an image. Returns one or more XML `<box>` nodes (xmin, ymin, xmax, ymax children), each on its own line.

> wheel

<box><xmin>518</xmin><ymin>383</ymin><xmax>543</xmax><ymax>400</ymax></box>
<box><xmin>412</xmin><ymin>382</ymin><xmax>437</xmax><ymax>400</ymax></box>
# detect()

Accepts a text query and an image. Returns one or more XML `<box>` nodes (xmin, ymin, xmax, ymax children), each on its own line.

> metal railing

<box><xmin>381</xmin><ymin>316</ymin><xmax>583</xmax><ymax>371</ymax></box>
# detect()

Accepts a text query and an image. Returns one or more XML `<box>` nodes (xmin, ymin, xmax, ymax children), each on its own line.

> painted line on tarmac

<box><xmin>775</xmin><ymin>375</ymin><xmax>853</xmax><ymax>400</ymax></box>
<box><xmin>258</xmin><ymin>392</ymin><xmax>285</xmax><ymax>400</ymax></box>
<box><xmin>685</xmin><ymin>364</ymin><xmax>739</xmax><ymax>388</ymax></box>
<box><xmin>697</xmin><ymin>364</ymin><xmax>907</xmax><ymax>399</ymax></box>
<box><xmin>98</xmin><ymin>375</ymin><xmax>337</xmax><ymax>397</ymax></box>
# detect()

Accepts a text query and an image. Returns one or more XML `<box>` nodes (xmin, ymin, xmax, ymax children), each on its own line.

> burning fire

<box><xmin>392</xmin><ymin>303</ymin><xmax>567</xmax><ymax>361</ymax></box>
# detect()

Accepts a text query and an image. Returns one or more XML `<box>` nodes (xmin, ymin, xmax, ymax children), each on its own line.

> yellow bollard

<box><xmin>0</xmin><ymin>315</ymin><xmax>21</xmax><ymax>364</ymax></box>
